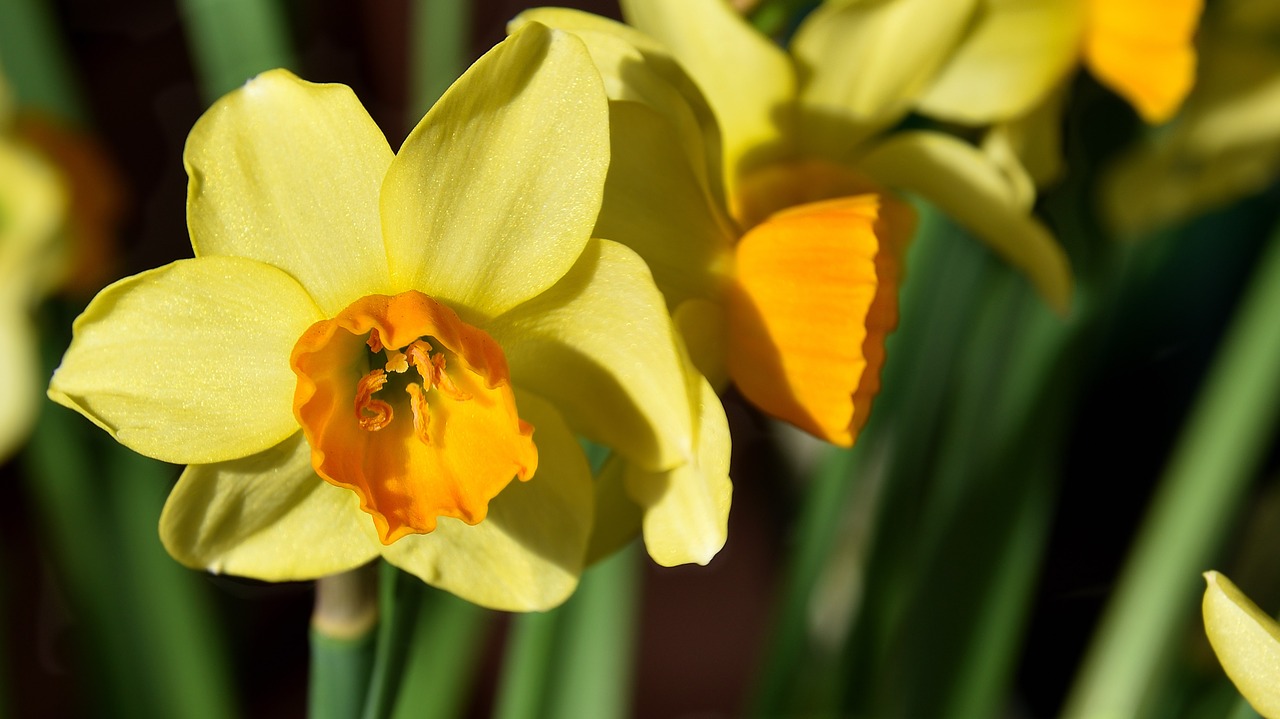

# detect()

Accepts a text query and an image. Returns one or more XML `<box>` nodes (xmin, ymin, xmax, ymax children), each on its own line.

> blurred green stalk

<box><xmin>311</xmin><ymin>564</ymin><xmax>379</xmax><ymax>719</ymax></box>
<box><xmin>495</xmin><ymin>545</ymin><xmax>640</xmax><ymax>719</ymax></box>
<box><xmin>0</xmin><ymin>0</ymin><xmax>84</xmax><ymax>121</ymax></box>
<box><xmin>494</xmin><ymin>607</ymin><xmax>560</xmax><ymax>719</ymax></box>
<box><xmin>409</xmin><ymin>0</ymin><xmax>470</xmax><ymax>123</ymax></box>
<box><xmin>388</xmin><ymin>585</ymin><xmax>489</xmax><ymax>719</ymax></box>
<box><xmin>1063</xmin><ymin>218</ymin><xmax>1280</xmax><ymax>719</ymax></box>
<box><xmin>177</xmin><ymin>0</ymin><xmax>295</xmax><ymax>102</ymax></box>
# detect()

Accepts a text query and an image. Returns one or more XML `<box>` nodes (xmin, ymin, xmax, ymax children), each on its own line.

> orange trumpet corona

<box><xmin>291</xmin><ymin>291</ymin><xmax>537</xmax><ymax>544</ymax></box>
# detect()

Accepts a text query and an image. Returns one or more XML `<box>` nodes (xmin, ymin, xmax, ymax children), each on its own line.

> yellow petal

<box><xmin>510</xmin><ymin>8</ymin><xmax>727</xmax><ymax>210</ymax></box>
<box><xmin>793</xmin><ymin>0</ymin><xmax>981</xmax><ymax>151</ymax></box>
<box><xmin>914</xmin><ymin>0</ymin><xmax>1084</xmax><ymax>125</ymax></box>
<box><xmin>382</xmin><ymin>22</ymin><xmax>609</xmax><ymax>321</ymax></box>
<box><xmin>728</xmin><ymin>194</ymin><xmax>911</xmax><ymax>445</ymax></box>
<box><xmin>584</xmin><ymin>453</ymin><xmax>644</xmax><ymax>565</ymax></box>
<box><xmin>673</xmin><ymin>298</ymin><xmax>729</xmax><ymax>392</ymax></box>
<box><xmin>620</xmin><ymin>0</ymin><xmax>796</xmax><ymax>191</ymax></box>
<box><xmin>0</xmin><ymin>137</ymin><xmax>67</xmax><ymax>295</ymax></box>
<box><xmin>626</xmin><ymin>370</ymin><xmax>731</xmax><ymax>567</ymax></box>
<box><xmin>160</xmin><ymin>433</ymin><xmax>380</xmax><ymax>580</ymax></box>
<box><xmin>0</xmin><ymin>304</ymin><xmax>38</xmax><ymax>461</ymax></box>
<box><xmin>982</xmin><ymin>84</ymin><xmax>1069</xmax><ymax>195</ymax></box>
<box><xmin>592</xmin><ymin>101</ymin><xmax>736</xmax><ymax>309</ymax></box>
<box><xmin>384</xmin><ymin>391</ymin><xmax>593</xmax><ymax>612</ymax></box>
<box><xmin>184</xmin><ymin>68</ymin><xmax>393</xmax><ymax>316</ymax></box>
<box><xmin>1203</xmin><ymin>571</ymin><xmax>1280</xmax><ymax>718</ymax></box>
<box><xmin>1102</xmin><ymin>37</ymin><xmax>1280</xmax><ymax>236</ymax></box>
<box><xmin>48</xmin><ymin>256</ymin><xmax>324</xmax><ymax>464</ymax></box>
<box><xmin>855</xmin><ymin>131</ymin><xmax>1073</xmax><ymax>314</ymax></box>
<box><xmin>1084</xmin><ymin>0</ymin><xmax>1202</xmax><ymax>124</ymax></box>
<box><xmin>487</xmin><ymin>239</ymin><xmax>695</xmax><ymax>474</ymax></box>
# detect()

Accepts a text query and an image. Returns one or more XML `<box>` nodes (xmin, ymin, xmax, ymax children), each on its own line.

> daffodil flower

<box><xmin>47</xmin><ymin>23</ymin><xmax>731</xmax><ymax>611</ymax></box>
<box><xmin>918</xmin><ymin>0</ymin><xmax>1203</xmax><ymax>127</ymax></box>
<box><xmin>0</xmin><ymin>69</ymin><xmax>67</xmax><ymax>461</ymax></box>
<box><xmin>1202</xmin><ymin>570</ymin><xmax>1280</xmax><ymax>718</ymax></box>
<box><xmin>513</xmin><ymin>0</ymin><xmax>1071</xmax><ymax>447</ymax></box>
<box><xmin>1102</xmin><ymin>0</ymin><xmax>1280</xmax><ymax>236</ymax></box>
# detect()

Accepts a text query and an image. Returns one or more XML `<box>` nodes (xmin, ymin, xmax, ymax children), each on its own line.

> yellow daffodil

<box><xmin>1202</xmin><ymin>571</ymin><xmax>1280</xmax><ymax>718</ymax></box>
<box><xmin>1103</xmin><ymin>0</ymin><xmax>1280</xmax><ymax>236</ymax></box>
<box><xmin>0</xmin><ymin>69</ymin><xmax>67</xmax><ymax>461</ymax></box>
<box><xmin>918</xmin><ymin>0</ymin><xmax>1204</xmax><ymax>126</ymax></box>
<box><xmin>513</xmin><ymin>0</ymin><xmax>1070</xmax><ymax>447</ymax></box>
<box><xmin>47</xmin><ymin>23</ymin><xmax>731</xmax><ymax>611</ymax></box>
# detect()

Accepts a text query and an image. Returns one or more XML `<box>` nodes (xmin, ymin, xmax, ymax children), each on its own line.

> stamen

<box><xmin>354</xmin><ymin>369</ymin><xmax>393</xmax><ymax>431</ymax></box>
<box><xmin>384</xmin><ymin>348</ymin><xmax>409</xmax><ymax>374</ymax></box>
<box><xmin>405</xmin><ymin>383</ymin><xmax>431</xmax><ymax>445</ymax></box>
<box><xmin>429</xmin><ymin>353</ymin><xmax>471</xmax><ymax>401</ymax></box>
<box><xmin>366</xmin><ymin>329</ymin><xmax>385</xmax><ymax>353</ymax></box>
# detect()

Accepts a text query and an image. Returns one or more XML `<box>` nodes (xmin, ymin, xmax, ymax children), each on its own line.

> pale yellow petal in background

<box><xmin>1203</xmin><ymin>571</ymin><xmax>1280</xmax><ymax>719</ymax></box>
<box><xmin>185</xmin><ymin>69</ymin><xmax>393</xmax><ymax>316</ymax></box>
<box><xmin>1102</xmin><ymin>38</ymin><xmax>1280</xmax><ymax>236</ymax></box>
<box><xmin>0</xmin><ymin>303</ymin><xmax>38</xmax><ymax>461</ymax></box>
<box><xmin>626</xmin><ymin>372</ymin><xmax>731</xmax><ymax>567</ymax></box>
<box><xmin>160</xmin><ymin>433</ymin><xmax>380</xmax><ymax>580</ymax></box>
<box><xmin>511</xmin><ymin>8</ymin><xmax>727</xmax><ymax>210</ymax></box>
<box><xmin>1084</xmin><ymin>0</ymin><xmax>1202</xmax><ymax>124</ymax></box>
<box><xmin>0</xmin><ymin>138</ymin><xmax>67</xmax><ymax>295</ymax></box>
<box><xmin>981</xmin><ymin>83</ymin><xmax>1069</xmax><ymax>196</ymax></box>
<box><xmin>48</xmin><ymin>256</ymin><xmax>323</xmax><ymax>464</ymax></box>
<box><xmin>915</xmin><ymin>0</ymin><xmax>1083</xmax><ymax>125</ymax></box>
<box><xmin>621</xmin><ymin>0</ymin><xmax>796</xmax><ymax>191</ymax></box>
<box><xmin>593</xmin><ymin>101</ymin><xmax>736</xmax><ymax>309</ymax></box>
<box><xmin>584</xmin><ymin>453</ymin><xmax>645</xmax><ymax>565</ymax></box>
<box><xmin>794</xmin><ymin>0</ymin><xmax>980</xmax><ymax>154</ymax></box>
<box><xmin>382</xmin><ymin>22</ymin><xmax>608</xmax><ymax>321</ymax></box>
<box><xmin>856</xmin><ymin>131</ymin><xmax>1073</xmax><ymax>314</ymax></box>
<box><xmin>673</xmin><ymin>298</ymin><xmax>729</xmax><ymax>391</ymax></box>
<box><xmin>486</xmin><ymin>239</ymin><xmax>695</xmax><ymax>474</ymax></box>
<box><xmin>385</xmin><ymin>391</ymin><xmax>593</xmax><ymax>612</ymax></box>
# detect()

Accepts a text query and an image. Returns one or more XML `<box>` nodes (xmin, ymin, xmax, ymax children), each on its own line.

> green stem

<box><xmin>388</xmin><ymin>589</ymin><xmax>489</xmax><ymax>719</ymax></box>
<box><xmin>110</xmin><ymin>447</ymin><xmax>238</xmax><ymax>719</ymax></box>
<box><xmin>494</xmin><ymin>609</ymin><xmax>560</xmax><ymax>719</ymax></box>
<box><xmin>176</xmin><ymin>0</ymin><xmax>295</xmax><ymax>102</ymax></box>
<box><xmin>544</xmin><ymin>545</ymin><xmax>640</xmax><ymax>719</ymax></box>
<box><xmin>311</xmin><ymin>564</ymin><xmax>380</xmax><ymax>719</ymax></box>
<box><xmin>747</xmin><ymin>445</ymin><xmax>858</xmax><ymax>717</ymax></box>
<box><xmin>1062</xmin><ymin>219</ymin><xmax>1280</xmax><ymax>719</ymax></box>
<box><xmin>408</xmin><ymin>0</ymin><xmax>470</xmax><ymax>124</ymax></box>
<box><xmin>361</xmin><ymin>563</ymin><xmax>422</xmax><ymax>719</ymax></box>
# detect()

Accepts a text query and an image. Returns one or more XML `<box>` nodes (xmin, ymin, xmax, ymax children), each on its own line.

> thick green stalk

<box><xmin>544</xmin><ymin>545</ymin><xmax>640</xmax><ymax>719</ymax></box>
<box><xmin>311</xmin><ymin>564</ymin><xmax>380</xmax><ymax>719</ymax></box>
<box><xmin>0</xmin><ymin>0</ymin><xmax>84</xmax><ymax>120</ymax></box>
<box><xmin>1063</xmin><ymin>220</ymin><xmax>1280</xmax><ymax>719</ymax></box>
<box><xmin>388</xmin><ymin>589</ymin><xmax>489</xmax><ymax>719</ymax></box>
<box><xmin>493</xmin><ymin>608</ymin><xmax>561</xmax><ymax>719</ymax></box>
<box><xmin>408</xmin><ymin>0</ymin><xmax>470</xmax><ymax>123</ymax></box>
<box><xmin>110</xmin><ymin>447</ymin><xmax>237</xmax><ymax>719</ymax></box>
<box><xmin>361</xmin><ymin>564</ymin><xmax>423</xmax><ymax>719</ymax></box>
<box><xmin>176</xmin><ymin>0</ymin><xmax>295</xmax><ymax>102</ymax></box>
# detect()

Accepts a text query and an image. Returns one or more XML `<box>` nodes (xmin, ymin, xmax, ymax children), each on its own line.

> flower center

<box><xmin>291</xmin><ymin>291</ymin><xmax>537</xmax><ymax>544</ymax></box>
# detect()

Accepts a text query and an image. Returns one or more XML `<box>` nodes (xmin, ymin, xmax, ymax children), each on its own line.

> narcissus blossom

<box><xmin>1103</xmin><ymin>0</ymin><xmax>1280</xmax><ymax>236</ymax></box>
<box><xmin>48</xmin><ymin>24</ymin><xmax>730</xmax><ymax>611</ymax></box>
<box><xmin>918</xmin><ymin>0</ymin><xmax>1203</xmax><ymax>127</ymax></box>
<box><xmin>0</xmin><ymin>70</ymin><xmax>67</xmax><ymax>461</ymax></box>
<box><xmin>514</xmin><ymin>0</ymin><xmax>1071</xmax><ymax>447</ymax></box>
<box><xmin>1202</xmin><ymin>571</ymin><xmax>1280</xmax><ymax>718</ymax></box>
